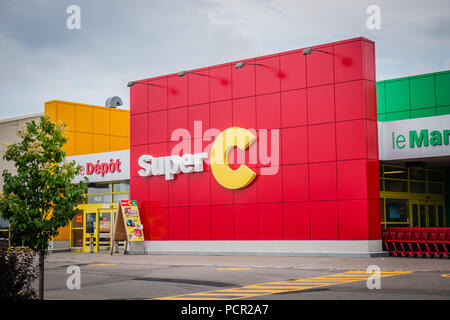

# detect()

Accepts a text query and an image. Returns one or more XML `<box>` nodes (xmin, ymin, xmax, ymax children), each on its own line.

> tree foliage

<box><xmin>0</xmin><ymin>116</ymin><xmax>87</xmax><ymax>255</ymax></box>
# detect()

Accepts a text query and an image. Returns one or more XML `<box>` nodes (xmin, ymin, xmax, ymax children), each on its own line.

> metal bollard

<box><xmin>89</xmin><ymin>233</ymin><xmax>94</xmax><ymax>253</ymax></box>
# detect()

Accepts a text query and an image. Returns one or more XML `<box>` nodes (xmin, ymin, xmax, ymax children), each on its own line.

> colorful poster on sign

<box><xmin>120</xmin><ymin>200</ymin><xmax>144</xmax><ymax>241</ymax></box>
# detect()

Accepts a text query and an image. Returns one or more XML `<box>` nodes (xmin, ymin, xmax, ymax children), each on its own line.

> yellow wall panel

<box><xmin>110</xmin><ymin>110</ymin><xmax>127</xmax><ymax>137</ymax></box>
<box><xmin>62</xmin><ymin>131</ymin><xmax>76</xmax><ymax>156</ymax></box>
<box><xmin>125</xmin><ymin>112</ymin><xmax>130</xmax><ymax>137</ymax></box>
<box><xmin>56</xmin><ymin>103</ymin><xmax>76</xmax><ymax>131</ymax></box>
<box><xmin>75</xmin><ymin>132</ymin><xmax>93</xmax><ymax>155</ymax></box>
<box><xmin>93</xmin><ymin>134</ymin><xmax>110</xmax><ymax>153</ymax></box>
<box><xmin>53</xmin><ymin>225</ymin><xmax>70</xmax><ymax>241</ymax></box>
<box><xmin>75</xmin><ymin>105</ymin><xmax>93</xmax><ymax>133</ymax></box>
<box><xmin>93</xmin><ymin>108</ymin><xmax>110</xmax><ymax>135</ymax></box>
<box><xmin>44</xmin><ymin>102</ymin><xmax>57</xmax><ymax>123</ymax></box>
<box><xmin>110</xmin><ymin>136</ymin><xmax>127</xmax><ymax>151</ymax></box>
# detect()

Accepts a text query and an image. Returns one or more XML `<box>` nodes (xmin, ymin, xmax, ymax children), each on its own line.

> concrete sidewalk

<box><xmin>45</xmin><ymin>252</ymin><xmax>450</xmax><ymax>272</ymax></box>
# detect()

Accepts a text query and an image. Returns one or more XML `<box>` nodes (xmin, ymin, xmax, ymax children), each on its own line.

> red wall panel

<box><xmin>168</xmin><ymin>76</ymin><xmax>188</xmax><ymax>108</ymax></box>
<box><xmin>281</xmin><ymin>89</ymin><xmax>307</xmax><ymax>127</ymax></box>
<box><xmin>211</xmin><ymin>205</ymin><xmax>234</xmax><ymax>240</ymax></box>
<box><xmin>256</xmin><ymin>93</ymin><xmax>281</xmax><ymax>130</ymax></box>
<box><xmin>308</xmin><ymin>123</ymin><xmax>336</xmax><ymax>162</ymax></box>
<box><xmin>306</xmin><ymin>45</ymin><xmax>334</xmax><ymax>87</ymax></box>
<box><xmin>130</xmin><ymin>113</ymin><xmax>149</xmax><ymax>146</ymax></box>
<box><xmin>307</xmin><ymin>84</ymin><xmax>335</xmax><ymax>124</ymax></box>
<box><xmin>283</xmin><ymin>202</ymin><xmax>310</xmax><ymax>240</ymax></box>
<box><xmin>310</xmin><ymin>201</ymin><xmax>338</xmax><ymax>240</ymax></box>
<box><xmin>281</xmin><ymin>126</ymin><xmax>308</xmax><ymax>165</ymax></box>
<box><xmin>148</xmin><ymin>77</ymin><xmax>168</xmax><ymax>112</ymax></box>
<box><xmin>234</xmin><ymin>204</ymin><xmax>258</xmax><ymax>240</ymax></box>
<box><xmin>258</xmin><ymin>203</ymin><xmax>283</xmax><ymax>240</ymax></box>
<box><xmin>232</xmin><ymin>60</ymin><xmax>256</xmax><ymax>99</ymax></box>
<box><xmin>210</xmin><ymin>65</ymin><xmax>232</xmax><ymax>102</ymax></box>
<box><xmin>255</xmin><ymin>56</ymin><xmax>281</xmax><ymax>95</ymax></box>
<box><xmin>233</xmin><ymin>96</ymin><xmax>256</xmax><ymax>129</ymax></box>
<box><xmin>280</xmin><ymin>52</ymin><xmax>306</xmax><ymax>91</ymax></box>
<box><xmin>309</xmin><ymin>162</ymin><xmax>337</xmax><ymax>201</ymax></box>
<box><xmin>130</xmin><ymin>37</ymin><xmax>380</xmax><ymax>243</ymax></box>
<box><xmin>338</xmin><ymin>199</ymin><xmax>369</xmax><ymax>240</ymax></box>
<box><xmin>189</xmin><ymin>206</ymin><xmax>211</xmax><ymax>240</ymax></box>
<box><xmin>282</xmin><ymin>164</ymin><xmax>309</xmax><ymax>202</ymax></box>
<box><xmin>148</xmin><ymin>110</ymin><xmax>168</xmax><ymax>143</ymax></box>
<box><xmin>130</xmin><ymin>82</ymin><xmax>148</xmax><ymax>115</ymax></box>
<box><xmin>188</xmin><ymin>70</ymin><xmax>209</xmax><ymax>106</ymax></box>
<box><xmin>168</xmin><ymin>206</ymin><xmax>189</xmax><ymax>240</ymax></box>
<box><xmin>147</xmin><ymin>207</ymin><xmax>168</xmax><ymax>240</ymax></box>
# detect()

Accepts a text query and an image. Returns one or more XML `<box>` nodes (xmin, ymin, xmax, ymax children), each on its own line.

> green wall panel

<box><xmin>437</xmin><ymin>105</ymin><xmax>450</xmax><ymax>115</ymax></box>
<box><xmin>386</xmin><ymin>111</ymin><xmax>410</xmax><ymax>121</ymax></box>
<box><xmin>377</xmin><ymin>113</ymin><xmax>386</xmax><ymax>122</ymax></box>
<box><xmin>377</xmin><ymin>82</ymin><xmax>386</xmax><ymax>114</ymax></box>
<box><xmin>377</xmin><ymin>70</ymin><xmax>450</xmax><ymax>122</ymax></box>
<box><xmin>385</xmin><ymin>80</ymin><xmax>410</xmax><ymax>113</ymax></box>
<box><xmin>410</xmin><ymin>75</ymin><xmax>436</xmax><ymax>110</ymax></box>
<box><xmin>436</xmin><ymin>72</ymin><xmax>450</xmax><ymax>107</ymax></box>
<box><xmin>411</xmin><ymin>108</ymin><xmax>436</xmax><ymax>119</ymax></box>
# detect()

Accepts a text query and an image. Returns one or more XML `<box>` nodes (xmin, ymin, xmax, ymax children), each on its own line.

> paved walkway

<box><xmin>46</xmin><ymin>252</ymin><xmax>450</xmax><ymax>272</ymax></box>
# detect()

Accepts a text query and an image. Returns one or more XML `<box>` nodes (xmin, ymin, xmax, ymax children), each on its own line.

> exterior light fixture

<box><xmin>302</xmin><ymin>47</ymin><xmax>333</xmax><ymax>56</ymax></box>
<box><xmin>177</xmin><ymin>70</ymin><xmax>209</xmax><ymax>77</ymax></box>
<box><xmin>127</xmin><ymin>81</ymin><xmax>157</xmax><ymax>87</ymax></box>
<box><xmin>234</xmin><ymin>62</ymin><xmax>265</xmax><ymax>69</ymax></box>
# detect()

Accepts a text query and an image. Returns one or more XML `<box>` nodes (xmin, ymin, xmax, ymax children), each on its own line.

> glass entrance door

<box><xmin>427</xmin><ymin>203</ymin><xmax>436</xmax><ymax>227</ymax></box>
<box><xmin>410</xmin><ymin>200</ymin><xmax>446</xmax><ymax>227</ymax></box>
<box><xmin>437</xmin><ymin>202</ymin><xmax>445</xmax><ymax>227</ymax></box>
<box><xmin>83</xmin><ymin>212</ymin><xmax>98</xmax><ymax>252</ymax></box>
<box><xmin>98</xmin><ymin>209</ymin><xmax>113</xmax><ymax>251</ymax></box>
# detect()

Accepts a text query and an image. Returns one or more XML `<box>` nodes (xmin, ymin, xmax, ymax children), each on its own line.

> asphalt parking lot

<box><xmin>43</xmin><ymin>252</ymin><xmax>450</xmax><ymax>300</ymax></box>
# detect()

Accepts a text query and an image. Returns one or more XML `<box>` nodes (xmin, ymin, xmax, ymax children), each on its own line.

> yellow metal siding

<box><xmin>44</xmin><ymin>101</ymin><xmax>130</xmax><ymax>241</ymax></box>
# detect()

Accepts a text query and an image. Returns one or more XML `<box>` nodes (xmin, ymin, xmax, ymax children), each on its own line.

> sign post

<box><xmin>110</xmin><ymin>200</ymin><xmax>144</xmax><ymax>255</ymax></box>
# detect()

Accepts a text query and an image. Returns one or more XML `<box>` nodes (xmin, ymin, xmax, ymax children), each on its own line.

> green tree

<box><xmin>0</xmin><ymin>116</ymin><xmax>87</xmax><ymax>300</ymax></box>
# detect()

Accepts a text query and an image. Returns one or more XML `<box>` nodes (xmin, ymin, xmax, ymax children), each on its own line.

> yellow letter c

<box><xmin>210</xmin><ymin>127</ymin><xmax>257</xmax><ymax>190</ymax></box>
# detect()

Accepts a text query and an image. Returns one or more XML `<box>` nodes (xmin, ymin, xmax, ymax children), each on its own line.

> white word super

<box><xmin>138</xmin><ymin>153</ymin><xmax>208</xmax><ymax>180</ymax></box>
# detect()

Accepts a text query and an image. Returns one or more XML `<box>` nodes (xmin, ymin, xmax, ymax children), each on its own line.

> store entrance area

<box><xmin>70</xmin><ymin>204</ymin><xmax>119</xmax><ymax>252</ymax></box>
<box><xmin>380</xmin><ymin>164</ymin><xmax>447</xmax><ymax>229</ymax></box>
<box><xmin>70</xmin><ymin>181</ymin><xmax>130</xmax><ymax>252</ymax></box>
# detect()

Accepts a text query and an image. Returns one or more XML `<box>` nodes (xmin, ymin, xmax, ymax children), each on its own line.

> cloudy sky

<box><xmin>0</xmin><ymin>0</ymin><xmax>449</xmax><ymax>119</ymax></box>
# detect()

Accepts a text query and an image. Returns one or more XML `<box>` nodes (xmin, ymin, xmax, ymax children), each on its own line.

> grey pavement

<box><xmin>45</xmin><ymin>251</ymin><xmax>450</xmax><ymax>272</ymax></box>
<box><xmin>41</xmin><ymin>252</ymin><xmax>450</xmax><ymax>300</ymax></box>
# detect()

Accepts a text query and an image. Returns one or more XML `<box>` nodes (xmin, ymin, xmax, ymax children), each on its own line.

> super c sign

<box><xmin>138</xmin><ymin>126</ymin><xmax>275</xmax><ymax>190</ymax></box>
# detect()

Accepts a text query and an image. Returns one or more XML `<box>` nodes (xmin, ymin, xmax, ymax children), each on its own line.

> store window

<box><xmin>380</xmin><ymin>164</ymin><xmax>445</xmax><ymax>229</ymax></box>
<box><xmin>84</xmin><ymin>181</ymin><xmax>130</xmax><ymax>205</ymax></box>
<box><xmin>385</xmin><ymin>199</ymin><xmax>410</xmax><ymax>223</ymax></box>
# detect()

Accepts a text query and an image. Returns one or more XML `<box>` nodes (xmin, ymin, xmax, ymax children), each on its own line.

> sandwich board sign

<box><xmin>110</xmin><ymin>200</ymin><xmax>144</xmax><ymax>255</ymax></box>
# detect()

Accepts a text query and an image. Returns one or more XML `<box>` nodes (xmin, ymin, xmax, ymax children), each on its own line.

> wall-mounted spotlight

<box><xmin>127</xmin><ymin>81</ymin><xmax>157</xmax><ymax>87</ymax></box>
<box><xmin>234</xmin><ymin>62</ymin><xmax>265</xmax><ymax>69</ymax></box>
<box><xmin>302</xmin><ymin>47</ymin><xmax>333</xmax><ymax>56</ymax></box>
<box><xmin>177</xmin><ymin>70</ymin><xmax>209</xmax><ymax>77</ymax></box>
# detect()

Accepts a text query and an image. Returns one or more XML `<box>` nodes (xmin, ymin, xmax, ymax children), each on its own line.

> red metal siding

<box><xmin>130</xmin><ymin>37</ymin><xmax>380</xmax><ymax>242</ymax></box>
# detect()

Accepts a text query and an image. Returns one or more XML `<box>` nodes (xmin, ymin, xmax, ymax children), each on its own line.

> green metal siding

<box><xmin>377</xmin><ymin>70</ymin><xmax>450</xmax><ymax>121</ymax></box>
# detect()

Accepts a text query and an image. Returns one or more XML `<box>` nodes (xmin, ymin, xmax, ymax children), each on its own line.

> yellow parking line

<box><xmin>155</xmin><ymin>270</ymin><xmax>414</xmax><ymax>300</ymax></box>
<box><xmin>86</xmin><ymin>263</ymin><xmax>116</xmax><ymax>267</ymax></box>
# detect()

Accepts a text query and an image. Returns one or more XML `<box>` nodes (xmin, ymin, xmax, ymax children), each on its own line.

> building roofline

<box><xmin>0</xmin><ymin>113</ymin><xmax>44</xmax><ymax>125</ymax></box>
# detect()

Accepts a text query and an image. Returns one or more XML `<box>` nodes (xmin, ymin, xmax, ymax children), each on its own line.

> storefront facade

<box><xmin>1</xmin><ymin>37</ymin><xmax>449</xmax><ymax>256</ymax></box>
<box><xmin>129</xmin><ymin>37</ymin><xmax>382</xmax><ymax>256</ymax></box>
<box><xmin>44</xmin><ymin>101</ymin><xmax>130</xmax><ymax>252</ymax></box>
<box><xmin>376</xmin><ymin>70</ymin><xmax>450</xmax><ymax>231</ymax></box>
